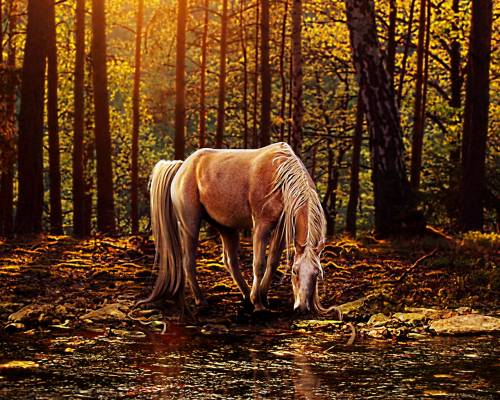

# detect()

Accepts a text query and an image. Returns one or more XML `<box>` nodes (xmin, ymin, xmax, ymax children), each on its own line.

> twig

<box><xmin>398</xmin><ymin>248</ymin><xmax>438</xmax><ymax>282</ymax></box>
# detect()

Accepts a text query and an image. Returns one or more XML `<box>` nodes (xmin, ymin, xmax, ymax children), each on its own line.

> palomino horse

<box><xmin>140</xmin><ymin>142</ymin><xmax>340</xmax><ymax>316</ymax></box>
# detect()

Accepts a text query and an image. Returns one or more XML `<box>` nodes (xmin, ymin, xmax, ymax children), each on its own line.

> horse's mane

<box><xmin>269</xmin><ymin>144</ymin><xmax>326</xmax><ymax>264</ymax></box>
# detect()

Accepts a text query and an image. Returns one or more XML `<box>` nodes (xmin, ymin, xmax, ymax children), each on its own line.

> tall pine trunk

<box><xmin>91</xmin><ymin>0</ymin><xmax>115</xmax><ymax>233</ymax></box>
<box><xmin>215</xmin><ymin>0</ymin><xmax>228</xmax><ymax>149</ymax></box>
<box><xmin>291</xmin><ymin>0</ymin><xmax>303</xmax><ymax>154</ymax></box>
<box><xmin>16</xmin><ymin>0</ymin><xmax>50</xmax><ymax>234</ymax></box>
<box><xmin>345</xmin><ymin>0</ymin><xmax>423</xmax><ymax>236</ymax></box>
<box><xmin>397</xmin><ymin>0</ymin><xmax>416</xmax><ymax>108</ymax></box>
<box><xmin>199</xmin><ymin>0</ymin><xmax>209</xmax><ymax>148</ymax></box>
<box><xmin>174</xmin><ymin>0</ymin><xmax>187</xmax><ymax>159</ymax></box>
<box><xmin>131</xmin><ymin>0</ymin><xmax>143</xmax><ymax>234</ymax></box>
<box><xmin>73</xmin><ymin>0</ymin><xmax>86</xmax><ymax>236</ymax></box>
<box><xmin>240</xmin><ymin>0</ymin><xmax>249</xmax><ymax>148</ymax></box>
<box><xmin>345</xmin><ymin>94</ymin><xmax>364</xmax><ymax>237</ymax></box>
<box><xmin>47</xmin><ymin>0</ymin><xmax>63</xmax><ymax>234</ymax></box>
<box><xmin>386</xmin><ymin>0</ymin><xmax>396</xmax><ymax>83</ymax></box>
<box><xmin>410</xmin><ymin>0</ymin><xmax>429</xmax><ymax>190</ymax></box>
<box><xmin>278</xmin><ymin>0</ymin><xmax>288</xmax><ymax>142</ymax></box>
<box><xmin>252</xmin><ymin>4</ymin><xmax>260</xmax><ymax>148</ymax></box>
<box><xmin>459</xmin><ymin>0</ymin><xmax>492</xmax><ymax>231</ymax></box>
<box><xmin>447</xmin><ymin>0</ymin><xmax>463</xmax><ymax>223</ymax></box>
<box><xmin>0</xmin><ymin>0</ymin><xmax>17</xmax><ymax>235</ymax></box>
<box><xmin>260</xmin><ymin>0</ymin><xmax>271</xmax><ymax>147</ymax></box>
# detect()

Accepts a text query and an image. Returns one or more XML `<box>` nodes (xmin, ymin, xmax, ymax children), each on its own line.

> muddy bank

<box><xmin>0</xmin><ymin>234</ymin><xmax>498</xmax><ymax>341</ymax></box>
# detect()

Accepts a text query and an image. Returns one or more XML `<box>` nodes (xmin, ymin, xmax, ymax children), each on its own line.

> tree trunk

<box><xmin>16</xmin><ymin>0</ymin><xmax>50</xmax><ymax>234</ymax></box>
<box><xmin>131</xmin><ymin>0</ymin><xmax>143</xmax><ymax>234</ymax></box>
<box><xmin>345</xmin><ymin>93</ymin><xmax>364</xmax><ymax>237</ymax></box>
<box><xmin>47</xmin><ymin>0</ymin><xmax>63</xmax><ymax>234</ymax></box>
<box><xmin>449</xmin><ymin>0</ymin><xmax>462</xmax><ymax>110</ymax></box>
<box><xmin>73</xmin><ymin>0</ymin><xmax>86</xmax><ymax>236</ymax></box>
<box><xmin>252</xmin><ymin>4</ymin><xmax>260</xmax><ymax>148</ymax></box>
<box><xmin>240</xmin><ymin>0</ymin><xmax>249</xmax><ymax>148</ymax></box>
<box><xmin>459</xmin><ymin>0</ymin><xmax>492</xmax><ymax>231</ymax></box>
<box><xmin>345</xmin><ymin>0</ymin><xmax>423</xmax><ymax>236</ymax></box>
<box><xmin>291</xmin><ymin>0</ymin><xmax>303</xmax><ymax>154</ymax></box>
<box><xmin>199</xmin><ymin>0</ymin><xmax>209</xmax><ymax>148</ymax></box>
<box><xmin>0</xmin><ymin>0</ymin><xmax>17</xmax><ymax>235</ymax></box>
<box><xmin>260</xmin><ymin>0</ymin><xmax>271</xmax><ymax>147</ymax></box>
<box><xmin>278</xmin><ymin>0</ymin><xmax>288</xmax><ymax>142</ymax></box>
<box><xmin>91</xmin><ymin>0</ymin><xmax>115</xmax><ymax>233</ymax></box>
<box><xmin>397</xmin><ymin>0</ymin><xmax>416</xmax><ymax>108</ymax></box>
<box><xmin>174</xmin><ymin>0</ymin><xmax>187</xmax><ymax>159</ymax></box>
<box><xmin>386</xmin><ymin>0</ymin><xmax>397</xmax><ymax>83</ymax></box>
<box><xmin>215</xmin><ymin>0</ymin><xmax>228</xmax><ymax>149</ymax></box>
<box><xmin>410</xmin><ymin>0</ymin><xmax>428</xmax><ymax>190</ymax></box>
<box><xmin>446</xmin><ymin>0</ymin><xmax>463</xmax><ymax>223</ymax></box>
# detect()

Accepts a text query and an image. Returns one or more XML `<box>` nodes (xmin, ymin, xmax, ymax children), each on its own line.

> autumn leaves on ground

<box><xmin>1</xmin><ymin>233</ymin><xmax>498</xmax><ymax>341</ymax></box>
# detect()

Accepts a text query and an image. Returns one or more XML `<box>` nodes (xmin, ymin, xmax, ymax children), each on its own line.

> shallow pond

<box><xmin>0</xmin><ymin>327</ymin><xmax>498</xmax><ymax>399</ymax></box>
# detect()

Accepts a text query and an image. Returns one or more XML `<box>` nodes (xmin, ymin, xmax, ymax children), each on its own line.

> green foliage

<box><xmin>3</xmin><ymin>0</ymin><xmax>498</xmax><ymax>234</ymax></box>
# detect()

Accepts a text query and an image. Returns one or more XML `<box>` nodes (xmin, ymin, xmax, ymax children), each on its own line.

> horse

<box><xmin>139</xmin><ymin>142</ymin><xmax>340</xmax><ymax>317</ymax></box>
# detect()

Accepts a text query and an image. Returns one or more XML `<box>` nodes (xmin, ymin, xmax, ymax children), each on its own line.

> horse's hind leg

<box><xmin>179</xmin><ymin>226</ymin><xmax>206</xmax><ymax>306</ymax></box>
<box><xmin>220</xmin><ymin>228</ymin><xmax>251</xmax><ymax>303</ymax></box>
<box><xmin>260</xmin><ymin>230</ymin><xmax>285</xmax><ymax>307</ymax></box>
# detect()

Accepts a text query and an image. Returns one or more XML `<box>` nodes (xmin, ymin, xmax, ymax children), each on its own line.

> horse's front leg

<box><xmin>250</xmin><ymin>224</ymin><xmax>270</xmax><ymax>312</ymax></box>
<box><xmin>220</xmin><ymin>228</ymin><xmax>251</xmax><ymax>303</ymax></box>
<box><xmin>260</xmin><ymin>231</ymin><xmax>285</xmax><ymax>307</ymax></box>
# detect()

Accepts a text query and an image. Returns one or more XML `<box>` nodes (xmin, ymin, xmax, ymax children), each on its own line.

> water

<box><xmin>0</xmin><ymin>327</ymin><xmax>498</xmax><ymax>399</ymax></box>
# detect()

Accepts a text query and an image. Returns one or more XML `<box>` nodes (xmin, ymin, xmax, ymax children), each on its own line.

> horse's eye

<box><xmin>291</xmin><ymin>267</ymin><xmax>298</xmax><ymax>276</ymax></box>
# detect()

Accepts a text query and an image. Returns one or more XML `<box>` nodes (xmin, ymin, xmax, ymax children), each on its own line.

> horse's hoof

<box><xmin>195</xmin><ymin>298</ymin><xmax>208</xmax><ymax>307</ymax></box>
<box><xmin>252</xmin><ymin>304</ymin><xmax>268</xmax><ymax>314</ymax></box>
<box><xmin>251</xmin><ymin>308</ymin><xmax>274</xmax><ymax>321</ymax></box>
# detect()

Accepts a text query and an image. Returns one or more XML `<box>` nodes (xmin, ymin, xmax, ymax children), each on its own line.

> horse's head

<box><xmin>291</xmin><ymin>244</ymin><xmax>324</xmax><ymax>314</ymax></box>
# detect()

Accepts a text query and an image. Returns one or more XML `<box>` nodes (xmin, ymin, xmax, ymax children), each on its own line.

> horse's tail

<box><xmin>137</xmin><ymin>160</ymin><xmax>184</xmax><ymax>307</ymax></box>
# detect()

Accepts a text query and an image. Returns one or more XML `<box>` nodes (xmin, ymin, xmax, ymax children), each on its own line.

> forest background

<box><xmin>0</xmin><ymin>0</ymin><xmax>497</xmax><ymax>238</ymax></box>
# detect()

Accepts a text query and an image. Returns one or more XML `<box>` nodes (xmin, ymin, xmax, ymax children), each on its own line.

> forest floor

<box><xmin>0</xmin><ymin>232</ymin><xmax>498</xmax><ymax>342</ymax></box>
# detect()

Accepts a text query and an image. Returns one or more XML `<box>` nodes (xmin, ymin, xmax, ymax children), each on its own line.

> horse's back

<box><xmin>174</xmin><ymin>143</ymin><xmax>288</xmax><ymax>229</ymax></box>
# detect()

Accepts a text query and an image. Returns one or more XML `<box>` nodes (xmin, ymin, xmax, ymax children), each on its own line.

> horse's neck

<box><xmin>294</xmin><ymin>204</ymin><xmax>310</xmax><ymax>252</ymax></box>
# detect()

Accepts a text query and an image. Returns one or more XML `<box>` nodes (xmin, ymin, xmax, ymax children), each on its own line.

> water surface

<box><xmin>0</xmin><ymin>328</ymin><xmax>498</xmax><ymax>399</ymax></box>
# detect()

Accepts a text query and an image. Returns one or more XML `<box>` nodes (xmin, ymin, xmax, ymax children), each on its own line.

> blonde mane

<box><xmin>269</xmin><ymin>144</ymin><xmax>326</xmax><ymax>266</ymax></box>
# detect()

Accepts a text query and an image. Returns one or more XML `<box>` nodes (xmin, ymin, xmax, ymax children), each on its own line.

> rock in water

<box><xmin>80</xmin><ymin>303</ymin><xmax>129</xmax><ymax>321</ymax></box>
<box><xmin>430</xmin><ymin>314</ymin><xmax>500</xmax><ymax>335</ymax></box>
<box><xmin>8</xmin><ymin>304</ymin><xmax>51</xmax><ymax>323</ymax></box>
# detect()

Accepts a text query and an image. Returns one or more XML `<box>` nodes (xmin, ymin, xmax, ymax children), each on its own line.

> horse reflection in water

<box><xmin>139</xmin><ymin>142</ymin><xmax>340</xmax><ymax>316</ymax></box>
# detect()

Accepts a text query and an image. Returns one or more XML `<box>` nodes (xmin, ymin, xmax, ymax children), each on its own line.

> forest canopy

<box><xmin>0</xmin><ymin>0</ymin><xmax>498</xmax><ymax>236</ymax></box>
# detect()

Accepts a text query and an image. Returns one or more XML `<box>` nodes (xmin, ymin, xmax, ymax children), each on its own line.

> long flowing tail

<box><xmin>137</xmin><ymin>160</ymin><xmax>184</xmax><ymax>307</ymax></box>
